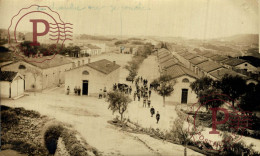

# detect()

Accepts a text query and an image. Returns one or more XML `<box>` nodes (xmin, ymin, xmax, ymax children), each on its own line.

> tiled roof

<box><xmin>210</xmin><ymin>55</ymin><xmax>229</xmax><ymax>62</ymax></box>
<box><xmin>159</xmin><ymin>56</ymin><xmax>174</xmax><ymax>63</ymax></box>
<box><xmin>210</xmin><ymin>68</ymin><xmax>247</xmax><ymax>80</ymax></box>
<box><xmin>158</xmin><ymin>52</ymin><xmax>171</xmax><ymax>59</ymax></box>
<box><xmin>160</xmin><ymin>58</ymin><xmax>179</xmax><ymax>69</ymax></box>
<box><xmin>197</xmin><ymin>61</ymin><xmax>223</xmax><ymax>72</ymax></box>
<box><xmin>179</xmin><ymin>52</ymin><xmax>190</xmax><ymax>57</ymax></box>
<box><xmin>222</xmin><ymin>58</ymin><xmax>247</xmax><ymax>66</ymax></box>
<box><xmin>0</xmin><ymin>71</ymin><xmax>18</xmax><ymax>82</ymax></box>
<box><xmin>203</xmin><ymin>53</ymin><xmax>218</xmax><ymax>58</ymax></box>
<box><xmin>86</xmin><ymin>44</ymin><xmax>101</xmax><ymax>49</ymax></box>
<box><xmin>183</xmin><ymin>53</ymin><xmax>199</xmax><ymax>60</ymax></box>
<box><xmin>158</xmin><ymin>48</ymin><xmax>169</xmax><ymax>55</ymax></box>
<box><xmin>197</xmin><ymin>51</ymin><xmax>208</xmax><ymax>56</ymax></box>
<box><xmin>86</xmin><ymin>59</ymin><xmax>120</xmax><ymax>74</ymax></box>
<box><xmin>164</xmin><ymin>64</ymin><xmax>199</xmax><ymax>79</ymax></box>
<box><xmin>190</xmin><ymin>57</ymin><xmax>208</xmax><ymax>65</ymax></box>
<box><xmin>24</xmin><ymin>55</ymin><xmax>72</xmax><ymax>69</ymax></box>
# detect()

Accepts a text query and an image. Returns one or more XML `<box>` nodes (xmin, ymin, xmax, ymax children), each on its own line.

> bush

<box><xmin>44</xmin><ymin>125</ymin><xmax>64</xmax><ymax>155</ymax></box>
<box><xmin>1</xmin><ymin>110</ymin><xmax>20</xmax><ymax>129</ymax></box>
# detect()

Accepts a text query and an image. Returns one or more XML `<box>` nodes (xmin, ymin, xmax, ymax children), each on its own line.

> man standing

<box><xmin>143</xmin><ymin>98</ymin><xmax>146</xmax><ymax>107</ymax></box>
<box><xmin>148</xmin><ymin>99</ymin><xmax>151</xmax><ymax>108</ymax></box>
<box><xmin>156</xmin><ymin>111</ymin><xmax>160</xmax><ymax>124</ymax></box>
<box><xmin>67</xmin><ymin>86</ymin><xmax>70</xmax><ymax>95</ymax></box>
<box><xmin>150</xmin><ymin>106</ymin><xmax>155</xmax><ymax>117</ymax></box>
<box><xmin>133</xmin><ymin>91</ymin><xmax>137</xmax><ymax>101</ymax></box>
<box><xmin>99</xmin><ymin>89</ymin><xmax>103</xmax><ymax>99</ymax></box>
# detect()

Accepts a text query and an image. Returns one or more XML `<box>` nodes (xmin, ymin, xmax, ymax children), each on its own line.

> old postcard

<box><xmin>0</xmin><ymin>0</ymin><xmax>259</xmax><ymax>155</ymax></box>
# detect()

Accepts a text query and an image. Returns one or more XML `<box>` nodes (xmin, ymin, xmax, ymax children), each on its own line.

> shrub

<box><xmin>44</xmin><ymin>125</ymin><xmax>64</xmax><ymax>155</ymax></box>
<box><xmin>1</xmin><ymin>110</ymin><xmax>20</xmax><ymax>129</ymax></box>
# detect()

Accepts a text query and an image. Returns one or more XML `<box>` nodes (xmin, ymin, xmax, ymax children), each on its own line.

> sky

<box><xmin>0</xmin><ymin>0</ymin><xmax>258</xmax><ymax>39</ymax></box>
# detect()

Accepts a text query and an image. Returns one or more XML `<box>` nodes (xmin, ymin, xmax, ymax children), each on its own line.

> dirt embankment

<box><xmin>1</xmin><ymin>105</ymin><xmax>99</xmax><ymax>156</ymax></box>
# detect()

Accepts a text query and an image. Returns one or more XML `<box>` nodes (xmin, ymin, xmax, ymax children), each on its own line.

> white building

<box><xmin>0</xmin><ymin>71</ymin><xmax>24</xmax><ymax>98</ymax></box>
<box><xmin>65</xmin><ymin>59</ymin><xmax>120</xmax><ymax>96</ymax></box>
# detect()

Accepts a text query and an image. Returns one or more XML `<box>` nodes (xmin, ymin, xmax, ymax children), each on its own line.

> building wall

<box><xmin>167</xmin><ymin>75</ymin><xmax>198</xmax><ymax>104</ymax></box>
<box><xmin>10</xmin><ymin>77</ymin><xmax>24</xmax><ymax>98</ymax></box>
<box><xmin>65</xmin><ymin>66</ymin><xmax>120</xmax><ymax>96</ymax></box>
<box><xmin>1</xmin><ymin>62</ymin><xmax>43</xmax><ymax>91</ymax></box>
<box><xmin>2</xmin><ymin>61</ymin><xmax>73</xmax><ymax>91</ymax></box>
<box><xmin>0</xmin><ymin>81</ymin><xmax>10</xmax><ymax>98</ymax></box>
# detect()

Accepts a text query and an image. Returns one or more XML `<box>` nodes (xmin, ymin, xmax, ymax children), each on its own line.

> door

<box><xmin>181</xmin><ymin>89</ymin><xmax>188</xmax><ymax>104</ymax></box>
<box><xmin>82</xmin><ymin>80</ymin><xmax>88</xmax><ymax>95</ymax></box>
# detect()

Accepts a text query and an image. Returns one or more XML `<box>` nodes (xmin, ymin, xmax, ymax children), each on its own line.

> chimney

<box><xmin>113</xmin><ymin>61</ymin><xmax>116</xmax><ymax>66</ymax></box>
<box><xmin>88</xmin><ymin>58</ymin><xmax>91</xmax><ymax>64</ymax></box>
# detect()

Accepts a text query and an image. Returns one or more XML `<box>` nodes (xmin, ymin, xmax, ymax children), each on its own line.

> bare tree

<box><xmin>26</xmin><ymin>68</ymin><xmax>42</xmax><ymax>95</ymax></box>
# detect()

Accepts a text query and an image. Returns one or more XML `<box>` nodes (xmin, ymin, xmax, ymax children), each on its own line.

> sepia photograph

<box><xmin>0</xmin><ymin>0</ymin><xmax>259</xmax><ymax>155</ymax></box>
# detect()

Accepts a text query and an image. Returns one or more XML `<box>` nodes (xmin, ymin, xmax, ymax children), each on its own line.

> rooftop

<box><xmin>160</xmin><ymin>58</ymin><xmax>179</xmax><ymax>69</ymax></box>
<box><xmin>203</xmin><ymin>53</ymin><xmax>218</xmax><ymax>58</ymax></box>
<box><xmin>222</xmin><ymin>58</ymin><xmax>247</xmax><ymax>66</ymax></box>
<box><xmin>189</xmin><ymin>57</ymin><xmax>208</xmax><ymax>65</ymax></box>
<box><xmin>183</xmin><ymin>53</ymin><xmax>199</xmax><ymax>60</ymax></box>
<box><xmin>210</xmin><ymin>68</ymin><xmax>247</xmax><ymax>80</ymax></box>
<box><xmin>164</xmin><ymin>64</ymin><xmax>199</xmax><ymax>79</ymax></box>
<box><xmin>85</xmin><ymin>44</ymin><xmax>101</xmax><ymax>50</ymax></box>
<box><xmin>197</xmin><ymin>61</ymin><xmax>223</xmax><ymax>72</ymax></box>
<box><xmin>24</xmin><ymin>54</ymin><xmax>72</xmax><ymax>69</ymax></box>
<box><xmin>86</xmin><ymin>59</ymin><xmax>120</xmax><ymax>74</ymax></box>
<box><xmin>210</xmin><ymin>55</ymin><xmax>229</xmax><ymax>62</ymax></box>
<box><xmin>0</xmin><ymin>71</ymin><xmax>19</xmax><ymax>82</ymax></box>
<box><xmin>159</xmin><ymin>55</ymin><xmax>174</xmax><ymax>64</ymax></box>
<box><xmin>158</xmin><ymin>52</ymin><xmax>171</xmax><ymax>59</ymax></box>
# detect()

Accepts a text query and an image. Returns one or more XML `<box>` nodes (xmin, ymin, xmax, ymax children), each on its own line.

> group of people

<box><xmin>113</xmin><ymin>83</ymin><xmax>132</xmax><ymax>95</ymax></box>
<box><xmin>98</xmin><ymin>87</ymin><xmax>107</xmax><ymax>99</ymax></box>
<box><xmin>66</xmin><ymin>86</ymin><xmax>81</xmax><ymax>96</ymax></box>
<box><xmin>133</xmin><ymin>76</ymin><xmax>160</xmax><ymax>124</ymax></box>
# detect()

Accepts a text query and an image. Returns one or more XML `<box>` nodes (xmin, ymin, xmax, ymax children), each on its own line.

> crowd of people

<box><xmin>133</xmin><ymin>76</ymin><xmax>161</xmax><ymax>124</ymax></box>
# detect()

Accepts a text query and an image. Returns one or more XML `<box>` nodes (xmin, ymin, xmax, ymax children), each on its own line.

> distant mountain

<box><xmin>219</xmin><ymin>34</ymin><xmax>258</xmax><ymax>45</ymax></box>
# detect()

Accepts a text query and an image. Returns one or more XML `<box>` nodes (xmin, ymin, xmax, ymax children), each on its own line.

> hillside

<box><xmin>220</xmin><ymin>34</ymin><xmax>258</xmax><ymax>44</ymax></box>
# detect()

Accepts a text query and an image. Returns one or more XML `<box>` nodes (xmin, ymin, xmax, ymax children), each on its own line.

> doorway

<box><xmin>181</xmin><ymin>89</ymin><xmax>188</xmax><ymax>104</ymax></box>
<box><xmin>82</xmin><ymin>80</ymin><xmax>88</xmax><ymax>95</ymax></box>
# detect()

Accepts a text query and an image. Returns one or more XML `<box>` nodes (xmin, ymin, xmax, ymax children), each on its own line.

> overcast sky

<box><xmin>0</xmin><ymin>0</ymin><xmax>258</xmax><ymax>39</ymax></box>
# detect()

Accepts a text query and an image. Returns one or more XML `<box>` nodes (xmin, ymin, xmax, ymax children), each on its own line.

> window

<box><xmin>182</xmin><ymin>78</ymin><xmax>189</xmax><ymax>83</ymax></box>
<box><xmin>82</xmin><ymin>70</ymin><xmax>89</xmax><ymax>75</ymax></box>
<box><xmin>245</xmin><ymin>64</ymin><xmax>247</xmax><ymax>66</ymax></box>
<box><xmin>18</xmin><ymin>64</ymin><xmax>26</xmax><ymax>69</ymax></box>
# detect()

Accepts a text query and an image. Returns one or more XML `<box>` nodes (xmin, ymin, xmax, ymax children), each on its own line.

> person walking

<box><xmin>74</xmin><ymin>86</ymin><xmax>77</xmax><ymax>95</ymax></box>
<box><xmin>67</xmin><ymin>86</ymin><xmax>70</xmax><ymax>95</ymax></box>
<box><xmin>148</xmin><ymin>99</ymin><xmax>151</xmax><ymax>108</ymax></box>
<box><xmin>78</xmin><ymin>87</ymin><xmax>81</xmax><ymax>96</ymax></box>
<box><xmin>149</xmin><ymin>89</ymin><xmax>152</xmax><ymax>98</ymax></box>
<box><xmin>129</xmin><ymin>86</ymin><xmax>132</xmax><ymax>94</ymax></box>
<box><xmin>99</xmin><ymin>89</ymin><xmax>103</xmax><ymax>99</ymax></box>
<box><xmin>103</xmin><ymin>87</ymin><xmax>107</xmax><ymax>98</ymax></box>
<box><xmin>150</xmin><ymin>106</ymin><xmax>155</xmax><ymax>117</ymax></box>
<box><xmin>134</xmin><ymin>91</ymin><xmax>137</xmax><ymax>101</ymax></box>
<box><xmin>137</xmin><ymin>93</ymin><xmax>140</xmax><ymax>101</ymax></box>
<box><xmin>143</xmin><ymin>98</ymin><xmax>146</xmax><ymax>107</ymax></box>
<box><xmin>156</xmin><ymin>111</ymin><xmax>160</xmax><ymax>124</ymax></box>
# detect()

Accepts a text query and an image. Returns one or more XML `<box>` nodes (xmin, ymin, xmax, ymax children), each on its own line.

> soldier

<box><xmin>143</xmin><ymin>98</ymin><xmax>146</xmax><ymax>107</ymax></box>
<box><xmin>149</xmin><ymin>89</ymin><xmax>152</xmax><ymax>98</ymax></box>
<box><xmin>78</xmin><ymin>86</ymin><xmax>81</xmax><ymax>96</ymax></box>
<box><xmin>133</xmin><ymin>91</ymin><xmax>137</xmax><ymax>101</ymax></box>
<box><xmin>150</xmin><ymin>106</ymin><xmax>155</xmax><ymax>117</ymax></box>
<box><xmin>99</xmin><ymin>89</ymin><xmax>103</xmax><ymax>99</ymax></box>
<box><xmin>156</xmin><ymin>111</ymin><xmax>160</xmax><ymax>124</ymax></box>
<box><xmin>67</xmin><ymin>86</ymin><xmax>70</xmax><ymax>95</ymax></box>
<box><xmin>148</xmin><ymin>99</ymin><xmax>151</xmax><ymax>108</ymax></box>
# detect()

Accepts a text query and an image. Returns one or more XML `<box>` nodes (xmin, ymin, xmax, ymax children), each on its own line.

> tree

<box><xmin>219</xmin><ymin>74</ymin><xmax>246</xmax><ymax>107</ymax></box>
<box><xmin>198</xmin><ymin>88</ymin><xmax>225</xmax><ymax>110</ymax></box>
<box><xmin>190</xmin><ymin>77</ymin><xmax>214</xmax><ymax>96</ymax></box>
<box><xmin>156</xmin><ymin>75</ymin><xmax>174</xmax><ymax>107</ymax></box>
<box><xmin>107</xmin><ymin>91</ymin><xmax>132</xmax><ymax>121</ymax></box>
